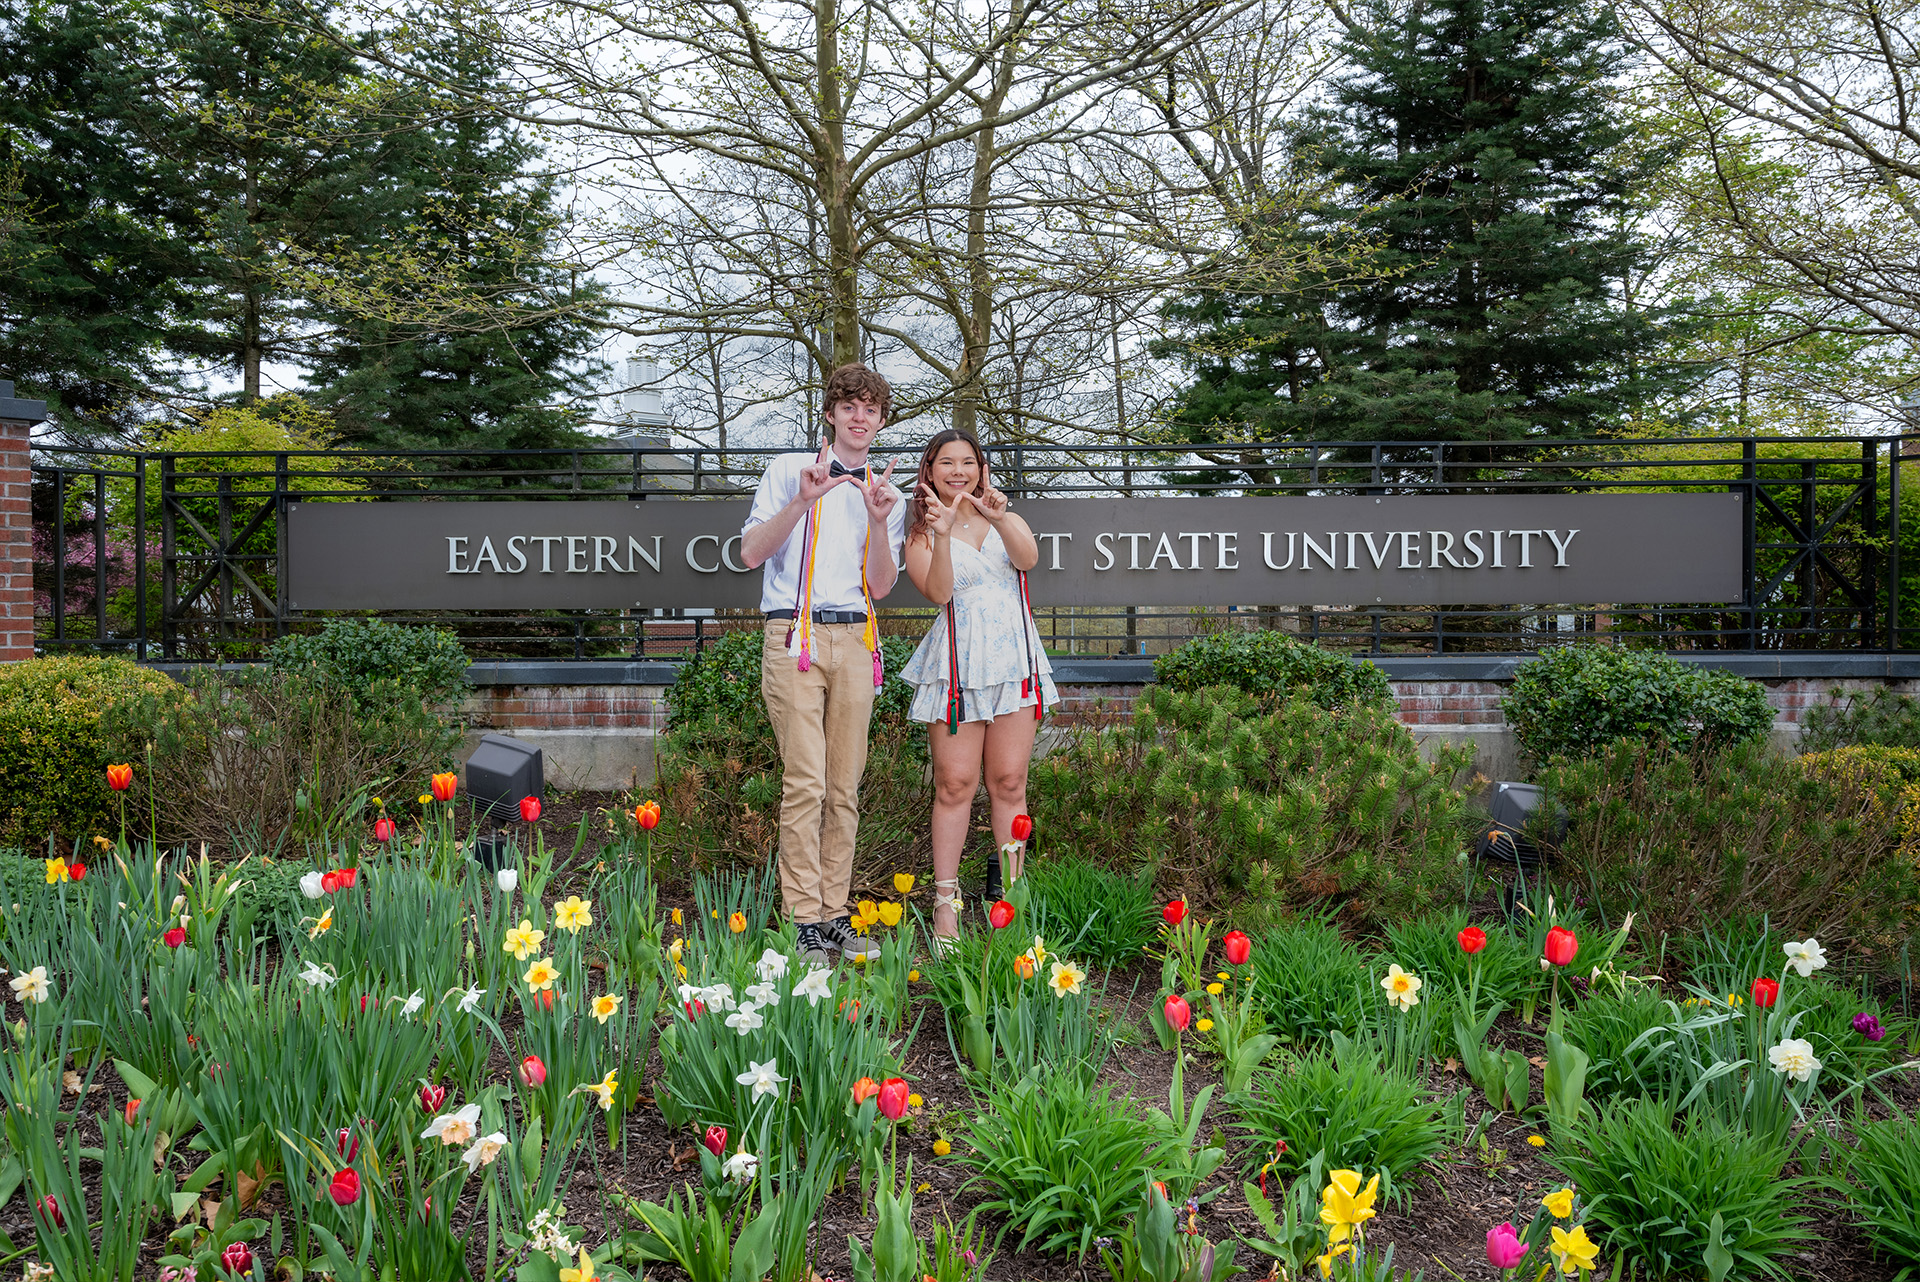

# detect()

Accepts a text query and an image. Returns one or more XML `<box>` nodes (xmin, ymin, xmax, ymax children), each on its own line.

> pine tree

<box><xmin>302</xmin><ymin>44</ymin><xmax>607</xmax><ymax>457</ymax></box>
<box><xmin>1159</xmin><ymin>0</ymin><xmax>1699</xmax><ymax>461</ymax></box>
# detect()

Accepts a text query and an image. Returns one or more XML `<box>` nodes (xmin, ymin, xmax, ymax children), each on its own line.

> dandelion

<box><xmin>1049</xmin><ymin>959</ymin><xmax>1087</xmax><ymax>997</ymax></box>
<box><xmin>591</xmin><ymin>993</ymin><xmax>623</xmax><ymax>1024</ymax></box>
<box><xmin>523</xmin><ymin>957</ymin><xmax>560</xmax><ymax>993</ymax></box>
<box><xmin>554</xmin><ymin>896</ymin><xmax>593</xmax><ymax>933</ymax></box>
<box><xmin>1196</xmin><ymin>1017</ymin><xmax>1215</xmax><ymax>1032</ymax></box>
<box><xmin>1206</xmin><ymin>982</ymin><xmax>1224</xmax><ymax>996</ymax></box>
<box><xmin>1527</xmin><ymin>1135</ymin><xmax>1547</xmax><ymax>1148</ymax></box>
<box><xmin>933</xmin><ymin>1138</ymin><xmax>952</xmax><ymax>1156</ymax></box>
<box><xmin>504</xmin><ymin>920</ymin><xmax>545</xmax><ymax>960</ymax></box>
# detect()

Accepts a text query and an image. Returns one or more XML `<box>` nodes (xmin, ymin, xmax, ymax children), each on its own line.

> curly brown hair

<box><xmin>822</xmin><ymin>363</ymin><xmax>891</xmax><ymax>436</ymax></box>
<box><xmin>906</xmin><ymin>428</ymin><xmax>988</xmax><ymax>543</ymax></box>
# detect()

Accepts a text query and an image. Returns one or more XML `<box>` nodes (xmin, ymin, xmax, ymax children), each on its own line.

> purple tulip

<box><xmin>1487</xmin><ymin>1222</ymin><xmax>1527</xmax><ymax>1271</ymax></box>
<box><xmin>1854</xmin><ymin>1012</ymin><xmax>1886</xmax><ymax>1042</ymax></box>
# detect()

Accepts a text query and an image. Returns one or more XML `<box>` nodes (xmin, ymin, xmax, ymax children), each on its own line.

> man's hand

<box><xmin>798</xmin><ymin>440</ymin><xmax>854</xmax><ymax>505</ymax></box>
<box><xmin>860</xmin><ymin>458</ymin><xmax>899</xmax><ymax>525</ymax></box>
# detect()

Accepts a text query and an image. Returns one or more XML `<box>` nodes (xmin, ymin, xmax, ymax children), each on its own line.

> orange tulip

<box><xmin>635</xmin><ymin>800</ymin><xmax>662</xmax><ymax>830</ymax></box>
<box><xmin>106</xmin><ymin>763</ymin><xmax>133</xmax><ymax>791</ymax></box>
<box><xmin>851</xmin><ymin>1076</ymin><xmax>881</xmax><ymax>1105</ymax></box>
<box><xmin>431</xmin><ymin>773</ymin><xmax>458</xmax><ymax>802</ymax></box>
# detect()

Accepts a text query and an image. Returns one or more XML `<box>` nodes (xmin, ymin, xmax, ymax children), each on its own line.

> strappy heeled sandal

<box><xmin>931</xmin><ymin>878</ymin><xmax>963</xmax><ymax>955</ymax></box>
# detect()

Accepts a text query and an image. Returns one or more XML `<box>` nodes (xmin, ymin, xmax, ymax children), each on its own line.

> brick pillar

<box><xmin>0</xmin><ymin>380</ymin><xmax>48</xmax><ymax>663</ymax></box>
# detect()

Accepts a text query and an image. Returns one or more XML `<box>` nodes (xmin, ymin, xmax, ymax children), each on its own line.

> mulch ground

<box><xmin>3</xmin><ymin>785</ymin><xmax>1913</xmax><ymax>1281</ymax></box>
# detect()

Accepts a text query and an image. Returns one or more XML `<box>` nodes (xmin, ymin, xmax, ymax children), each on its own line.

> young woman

<box><xmin>899</xmin><ymin>429</ymin><xmax>1058</xmax><ymax>944</ymax></box>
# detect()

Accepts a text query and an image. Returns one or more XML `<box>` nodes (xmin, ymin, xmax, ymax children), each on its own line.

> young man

<box><xmin>740</xmin><ymin>363</ymin><xmax>907</xmax><ymax>963</ymax></box>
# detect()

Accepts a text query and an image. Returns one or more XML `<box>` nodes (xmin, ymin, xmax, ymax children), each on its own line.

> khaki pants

<box><xmin>761</xmin><ymin>619</ymin><xmax>874</xmax><ymax>923</ymax></box>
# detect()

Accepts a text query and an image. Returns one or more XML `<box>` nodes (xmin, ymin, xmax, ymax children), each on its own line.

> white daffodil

<box><xmin>456</xmin><ymin>985</ymin><xmax>486</xmax><ymax>1013</ymax></box>
<box><xmin>1380</xmin><ymin>964</ymin><xmax>1424</xmax><ymax>1012</ymax></box>
<box><xmin>496</xmin><ymin>867</ymin><xmax>518</xmax><ymax>894</ymax></box>
<box><xmin>722</xmin><ymin>1149</ymin><xmax>759</xmax><ymax>1181</ymax></box>
<box><xmin>676</xmin><ymin>982</ymin><xmax>701</xmax><ymax>1005</ymax></box>
<box><xmin>422</xmin><ymin>1102</ymin><xmax>481</xmax><ymax>1146</ymax></box>
<box><xmin>299</xmin><ymin>871</ymin><xmax>326</xmax><ymax>899</ymax></box>
<box><xmin>393</xmin><ymin>990</ymin><xmax>425</xmax><ymax>1019</ymax></box>
<box><xmin>1783</xmin><ymin>938</ymin><xmax>1827</xmax><ymax>978</ymax></box>
<box><xmin>736</xmin><ymin>1058</ymin><xmax>785</xmax><ymax>1100</ymax></box>
<box><xmin>9</xmin><ymin>966</ymin><xmax>50</xmax><ymax>1005</ymax></box>
<box><xmin>462</xmin><ymin>1131</ymin><xmax>508</xmax><ymax>1173</ymax></box>
<box><xmin>297</xmin><ymin>961</ymin><xmax>338</xmax><ymax>989</ymax></box>
<box><xmin>1768</xmin><ymin>1038</ymin><xmax>1821</xmax><ymax>1083</ymax></box>
<box><xmin>755</xmin><ymin>948</ymin><xmax>790</xmax><ymax>983</ymax></box>
<box><xmin>701</xmin><ymin>982</ymin><xmax>736</xmax><ymax>1012</ymax></box>
<box><xmin>744</xmin><ymin>981</ymin><xmax>782</xmax><ymax>1007</ymax></box>
<box><xmin>725</xmin><ymin>1002</ymin><xmax>764</xmax><ymax>1035</ymax></box>
<box><xmin>792</xmin><ymin>966</ymin><xmax>833</xmax><ymax>1006</ymax></box>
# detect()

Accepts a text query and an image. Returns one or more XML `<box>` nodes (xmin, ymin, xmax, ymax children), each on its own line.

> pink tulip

<box><xmin>518</xmin><ymin>1055</ymin><xmax>547</xmax><ymax>1088</ymax></box>
<box><xmin>1163</xmin><ymin>993</ymin><xmax>1192</xmax><ymax>1031</ymax></box>
<box><xmin>1486</xmin><ymin>1222</ymin><xmax>1526</xmax><ymax>1270</ymax></box>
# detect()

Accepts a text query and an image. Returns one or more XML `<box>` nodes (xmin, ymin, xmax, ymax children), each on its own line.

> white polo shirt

<box><xmin>744</xmin><ymin>452</ymin><xmax>908</xmax><ymax>615</ymax></box>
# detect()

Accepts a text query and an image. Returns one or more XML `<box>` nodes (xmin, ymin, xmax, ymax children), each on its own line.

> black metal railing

<box><xmin>28</xmin><ymin>435</ymin><xmax>1917</xmax><ymax>661</ymax></box>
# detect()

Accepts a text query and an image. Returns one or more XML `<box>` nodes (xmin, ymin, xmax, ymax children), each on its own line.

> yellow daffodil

<box><xmin>893</xmin><ymin>872</ymin><xmax>916</xmax><ymax>894</ymax></box>
<box><xmin>1550</xmin><ymin>1223</ymin><xmax>1599</xmax><ymax>1274</ymax></box>
<box><xmin>671</xmin><ymin>908</ymin><xmax>683</xmax><ymax>926</ymax></box>
<box><xmin>1319</xmin><ymin>1169</ymin><xmax>1379</xmax><ymax>1243</ymax></box>
<box><xmin>504</xmin><ymin>920</ymin><xmax>545</xmax><ymax>960</ymax></box>
<box><xmin>1541</xmin><ymin>1187</ymin><xmax>1576</xmax><ymax>1219</ymax></box>
<box><xmin>43</xmin><ymin>858</ymin><xmax>69</xmax><ymax>885</ymax></box>
<box><xmin>1206</xmin><ymin>981</ymin><xmax>1224</xmax><ymax>995</ymax></box>
<box><xmin>876</xmin><ymin>901</ymin><xmax>903</xmax><ymax>928</ymax></box>
<box><xmin>591</xmin><ymin>993</ymin><xmax>623</xmax><ymax>1024</ymax></box>
<box><xmin>728</xmin><ymin>911</ymin><xmax>747</xmax><ymax>934</ymax></box>
<box><xmin>554</xmin><ymin>895</ymin><xmax>593</xmax><ymax>933</ymax></box>
<box><xmin>1196</xmin><ymin>1017</ymin><xmax>1215</xmax><ymax>1032</ymax></box>
<box><xmin>667</xmin><ymin>938</ymin><xmax>683</xmax><ymax>962</ymax></box>
<box><xmin>1381</xmin><ymin>964</ymin><xmax>1423</xmax><ymax>1011</ymax></box>
<box><xmin>1049</xmin><ymin>959</ymin><xmax>1087</xmax><ymax>997</ymax></box>
<box><xmin>1316</xmin><ymin>1244</ymin><xmax>1352</xmax><ymax>1279</ymax></box>
<box><xmin>932</xmin><ymin>1138</ymin><xmax>951</xmax><ymax>1156</ymax></box>
<box><xmin>306</xmin><ymin>906</ymin><xmax>333</xmax><ymax>939</ymax></box>
<box><xmin>575</xmin><ymin>1067</ymin><xmax>618</xmax><ymax>1111</ymax></box>
<box><xmin>91</xmin><ymin>835</ymin><xmax>110</xmax><ymax>850</ymax></box>
<box><xmin>523</xmin><ymin>957</ymin><xmax>559</xmax><ymax>992</ymax></box>
<box><xmin>557</xmin><ymin>1246</ymin><xmax>598</xmax><ymax>1282</ymax></box>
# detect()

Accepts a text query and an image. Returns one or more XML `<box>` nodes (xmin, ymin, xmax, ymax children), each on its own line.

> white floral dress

<box><xmin>901</xmin><ymin>526</ymin><xmax>1059</xmax><ymax>725</ymax></box>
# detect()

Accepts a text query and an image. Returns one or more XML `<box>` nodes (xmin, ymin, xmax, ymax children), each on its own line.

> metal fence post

<box><xmin>275</xmin><ymin>452</ymin><xmax>289</xmax><ymax>640</ymax></box>
<box><xmin>160</xmin><ymin>455</ymin><xmax>176</xmax><ymax>659</ymax></box>
<box><xmin>134</xmin><ymin>459</ymin><xmax>146</xmax><ymax>662</ymax></box>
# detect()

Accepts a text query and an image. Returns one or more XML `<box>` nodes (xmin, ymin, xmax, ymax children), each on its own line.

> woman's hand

<box><xmin>961</xmin><ymin>486</ymin><xmax>1010</xmax><ymax>524</ymax></box>
<box><xmin>919</xmin><ymin>482</ymin><xmax>963</xmax><ymax>536</ymax></box>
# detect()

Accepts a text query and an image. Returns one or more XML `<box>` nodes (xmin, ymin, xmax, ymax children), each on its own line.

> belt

<box><xmin>767</xmin><ymin>609</ymin><xmax>867</xmax><ymax>624</ymax></box>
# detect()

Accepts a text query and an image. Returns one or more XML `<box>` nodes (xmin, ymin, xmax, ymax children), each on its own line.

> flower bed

<box><xmin>0</xmin><ymin>762</ymin><xmax>1916</xmax><ymax>1282</ymax></box>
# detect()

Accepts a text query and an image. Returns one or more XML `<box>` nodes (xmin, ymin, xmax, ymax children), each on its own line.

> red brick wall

<box><xmin>0</xmin><ymin>419</ymin><xmax>32</xmax><ymax>663</ymax></box>
<box><xmin>464</xmin><ymin>685</ymin><xmax>669</xmax><ymax>733</ymax></box>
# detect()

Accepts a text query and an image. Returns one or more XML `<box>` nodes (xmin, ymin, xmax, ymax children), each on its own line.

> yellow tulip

<box><xmin>893</xmin><ymin>873</ymin><xmax>916</xmax><ymax>894</ymax></box>
<box><xmin>558</xmin><ymin>1246</ymin><xmax>598</xmax><ymax>1282</ymax></box>
<box><xmin>728</xmin><ymin>911</ymin><xmax>747</xmax><ymax>933</ymax></box>
<box><xmin>876</xmin><ymin>901</ymin><xmax>903</xmax><ymax>928</ymax></box>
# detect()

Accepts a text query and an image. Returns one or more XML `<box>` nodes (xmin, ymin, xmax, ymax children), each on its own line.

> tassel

<box><xmin>796</xmin><ymin>646</ymin><xmax>811</xmax><ymax>673</ymax></box>
<box><xmin>872</xmin><ymin>649</ymin><xmax>884</xmax><ymax>689</ymax></box>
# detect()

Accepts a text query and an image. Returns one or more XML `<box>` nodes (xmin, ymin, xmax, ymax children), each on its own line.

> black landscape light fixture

<box><xmin>1472</xmin><ymin>781</ymin><xmax>1563</xmax><ymax>870</ymax></box>
<box><xmin>465</xmin><ymin>733</ymin><xmax>544</xmax><ymax>822</ymax></box>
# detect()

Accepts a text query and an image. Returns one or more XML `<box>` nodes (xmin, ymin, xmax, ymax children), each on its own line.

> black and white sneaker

<box><xmin>795</xmin><ymin>922</ymin><xmax>833</xmax><ymax>967</ymax></box>
<box><xmin>819</xmin><ymin>915</ymin><xmax>883</xmax><ymax>962</ymax></box>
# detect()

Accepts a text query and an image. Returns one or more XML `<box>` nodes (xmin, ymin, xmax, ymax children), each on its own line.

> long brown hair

<box><xmin>907</xmin><ymin>428</ymin><xmax>988</xmax><ymax>543</ymax></box>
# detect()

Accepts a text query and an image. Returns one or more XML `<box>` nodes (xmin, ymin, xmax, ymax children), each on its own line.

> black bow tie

<box><xmin>829</xmin><ymin>460</ymin><xmax>867</xmax><ymax>479</ymax></box>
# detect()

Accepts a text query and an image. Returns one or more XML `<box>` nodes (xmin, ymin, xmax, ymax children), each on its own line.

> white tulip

<box><xmin>496</xmin><ymin>867</ymin><xmax>519</xmax><ymax>894</ymax></box>
<box><xmin>299</xmin><ymin>871</ymin><xmax>325</xmax><ymax>899</ymax></box>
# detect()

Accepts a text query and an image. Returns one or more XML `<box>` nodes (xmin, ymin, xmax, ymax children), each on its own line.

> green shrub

<box><xmin>1540</xmin><ymin>737</ymin><xmax>1919</xmax><ymax>961</ymax></box>
<box><xmin>1248</xmin><ymin>916</ymin><xmax>1369</xmax><ymax>1045</ymax></box>
<box><xmin>1800</xmin><ymin>685</ymin><xmax>1920</xmax><ymax>753</ymax></box>
<box><xmin>1153</xmin><ymin>630</ymin><xmax>1394</xmax><ymax>713</ymax></box>
<box><xmin>657</xmin><ymin>631</ymin><xmax>928</xmax><ymax>874</ymax></box>
<box><xmin>1844</xmin><ymin>1111</ymin><xmax>1920</xmax><ymax>1278</ymax></box>
<box><xmin>959</xmin><ymin>1073</ymin><xmax>1176</xmax><ymax>1258</ymax></box>
<box><xmin>0</xmin><ymin>656</ymin><xmax>181</xmax><ymax>852</ymax></box>
<box><xmin>1561</xmin><ymin>985</ymin><xmax>1693</xmax><ymax>1104</ymax></box>
<box><xmin>1229</xmin><ymin>1044</ymin><xmax>1455</xmax><ymax>1191</ymax></box>
<box><xmin>1377</xmin><ymin>911</ymin><xmax>1541</xmax><ymax>1016</ymax></box>
<box><xmin>267</xmin><ymin>618</ymin><xmax>469</xmax><ymax>713</ymax></box>
<box><xmin>1502</xmin><ymin>646</ymin><xmax>1774</xmax><ymax>765</ymax></box>
<box><xmin>1026</xmin><ymin>855</ymin><xmax>1157</xmax><ymax>966</ymax></box>
<box><xmin>1029</xmin><ymin>685</ymin><xmax>1474</xmax><ymax>921</ymax></box>
<box><xmin>1550</xmin><ymin>1098</ymin><xmax>1814</xmax><ymax>1280</ymax></box>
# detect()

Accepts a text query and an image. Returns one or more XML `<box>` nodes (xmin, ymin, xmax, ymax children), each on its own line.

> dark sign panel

<box><xmin>285</xmin><ymin>491</ymin><xmax>1742</xmax><ymax>610</ymax></box>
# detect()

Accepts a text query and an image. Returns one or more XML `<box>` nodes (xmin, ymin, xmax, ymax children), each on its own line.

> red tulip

<box><xmin>431</xmin><ymin>772</ymin><xmax>458</xmax><ymax>802</ymax></box>
<box><xmin>39</xmin><ymin>1194</ymin><xmax>63</xmax><ymax>1228</ymax></box>
<box><xmin>851</xmin><ymin>1076</ymin><xmax>881</xmax><ymax>1106</ymax></box>
<box><xmin>1163</xmin><ymin>993</ymin><xmax>1191</xmax><ymax>1031</ymax></box>
<box><xmin>321</xmin><ymin>871</ymin><xmax>343</xmax><ymax>895</ymax></box>
<box><xmin>68</xmin><ymin>861</ymin><xmax>86</xmax><ymax>881</ymax></box>
<box><xmin>1010</xmin><ymin>814</ymin><xmax>1033</xmax><ymax>842</ymax></box>
<box><xmin>1751</xmin><ymin>976</ymin><xmax>1780</xmax><ymax>1008</ymax></box>
<box><xmin>373</xmin><ymin>818</ymin><xmax>396</xmax><ymax>842</ymax></box>
<box><xmin>124</xmin><ymin>1099</ymin><xmax>141</xmax><ymax>1125</ymax></box>
<box><xmin>1222</xmin><ymin>930</ymin><xmax>1252</xmax><ymax>966</ymax></box>
<box><xmin>988</xmin><ymin>900</ymin><xmax>1015</xmax><ymax>930</ymax></box>
<box><xmin>1458</xmin><ymin>926</ymin><xmax>1487</xmax><ymax>954</ymax></box>
<box><xmin>163</xmin><ymin>926</ymin><xmax>186</xmax><ymax>948</ymax></box>
<box><xmin>1543</xmin><ymin>926</ymin><xmax>1578</xmax><ymax>968</ymax></box>
<box><xmin>635</xmin><ymin>800</ymin><xmax>661</xmax><ymax>830</ymax></box>
<box><xmin>683</xmin><ymin>999</ymin><xmax>705</xmax><ymax>1020</ymax></box>
<box><xmin>328</xmin><ymin>1167</ymin><xmax>361</xmax><ymax>1205</ymax></box>
<box><xmin>518</xmin><ymin>1056</ymin><xmax>546</xmax><ymax>1088</ymax></box>
<box><xmin>220</xmin><ymin>1240</ymin><xmax>253</xmax><ymax>1276</ymax></box>
<box><xmin>336</xmin><ymin>1126</ymin><xmax>359</xmax><ymax>1161</ymax></box>
<box><xmin>337</xmin><ymin>867</ymin><xmax>357</xmax><ymax>888</ymax></box>
<box><xmin>519</xmin><ymin>795</ymin><xmax>542</xmax><ymax>822</ymax></box>
<box><xmin>106</xmin><ymin>763</ymin><xmax>133</xmax><ymax>791</ymax></box>
<box><xmin>359</xmin><ymin>994</ymin><xmax>371</xmax><ymax>1013</ymax></box>
<box><xmin>420</xmin><ymin>1083</ymin><xmax>446</xmax><ymax>1112</ymax></box>
<box><xmin>703</xmin><ymin>1124</ymin><xmax>727</xmax><ymax>1157</ymax></box>
<box><xmin>877</xmin><ymin>1077</ymin><xmax>910</xmax><ymax>1121</ymax></box>
<box><xmin>534</xmin><ymin>989</ymin><xmax>555</xmax><ymax>1011</ymax></box>
<box><xmin>1163</xmin><ymin>900</ymin><xmax>1188</xmax><ymax>928</ymax></box>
